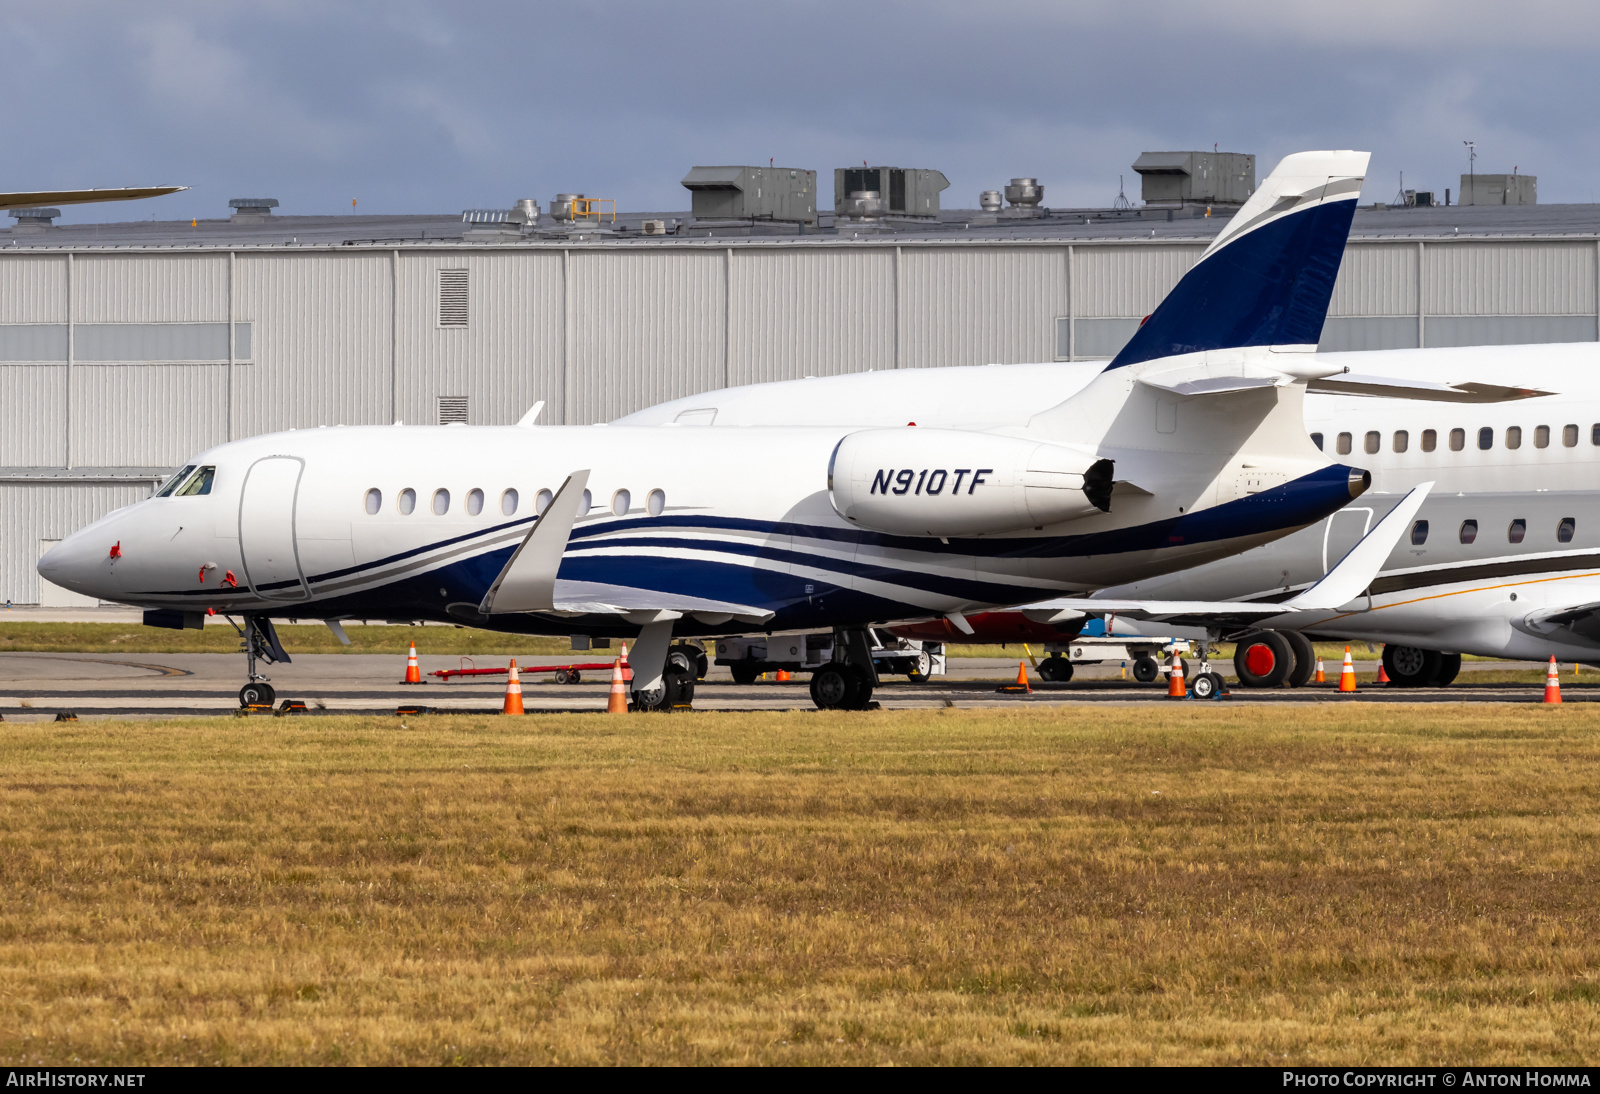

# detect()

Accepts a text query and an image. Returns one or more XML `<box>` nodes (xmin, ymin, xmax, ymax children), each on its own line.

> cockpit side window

<box><xmin>174</xmin><ymin>466</ymin><xmax>215</xmax><ymax>496</ymax></box>
<box><xmin>155</xmin><ymin>465</ymin><xmax>197</xmax><ymax>498</ymax></box>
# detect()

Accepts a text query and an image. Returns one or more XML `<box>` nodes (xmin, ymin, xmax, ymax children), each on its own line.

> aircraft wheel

<box><xmin>1431</xmin><ymin>653</ymin><xmax>1462</xmax><ymax>687</ymax></box>
<box><xmin>905</xmin><ymin>648</ymin><xmax>933</xmax><ymax>682</ymax></box>
<box><xmin>633</xmin><ymin>669</ymin><xmax>690</xmax><ymax>712</ymax></box>
<box><xmin>1038</xmin><ymin>656</ymin><xmax>1074</xmax><ymax>682</ymax></box>
<box><xmin>1191</xmin><ymin>671</ymin><xmax>1224</xmax><ymax>700</ymax></box>
<box><xmin>1233</xmin><ymin>631</ymin><xmax>1292</xmax><ymax>688</ymax></box>
<box><xmin>730</xmin><ymin>662</ymin><xmax>761</xmax><ymax>685</ymax></box>
<box><xmin>239</xmin><ymin>682</ymin><xmax>275</xmax><ymax>708</ymax></box>
<box><xmin>1131</xmin><ymin>656</ymin><xmax>1160</xmax><ymax>684</ymax></box>
<box><xmin>1282</xmin><ymin>630</ymin><xmax>1316</xmax><ymax>688</ymax></box>
<box><xmin>670</xmin><ymin>643</ymin><xmax>708</xmax><ymax>680</ymax></box>
<box><xmin>810</xmin><ymin>665</ymin><xmax>857</xmax><ymax>709</ymax></box>
<box><xmin>1383</xmin><ymin>644</ymin><xmax>1441</xmax><ymax>687</ymax></box>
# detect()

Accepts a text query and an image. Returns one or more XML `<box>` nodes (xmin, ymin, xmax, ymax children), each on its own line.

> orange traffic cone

<box><xmin>776</xmin><ymin>669</ymin><xmax>791</xmax><ymax>681</ymax></box>
<box><xmin>1376</xmin><ymin>654</ymin><xmax>1391</xmax><ymax>684</ymax></box>
<box><xmin>1014</xmin><ymin>660</ymin><xmax>1031</xmax><ymax>693</ymax></box>
<box><xmin>1314</xmin><ymin>657</ymin><xmax>1326</xmax><ymax>684</ymax></box>
<box><xmin>402</xmin><ymin>641</ymin><xmax>423</xmax><ymax>684</ymax></box>
<box><xmin>1543</xmin><ymin>656</ymin><xmax>1562</xmax><ymax>705</ymax></box>
<box><xmin>619</xmin><ymin>642</ymin><xmax>633</xmax><ymax>684</ymax></box>
<box><xmin>502</xmin><ymin>658</ymin><xmax>524</xmax><ymax>715</ymax></box>
<box><xmin>607</xmin><ymin>658</ymin><xmax>629</xmax><ymax>713</ymax></box>
<box><xmin>1167</xmin><ymin>651</ymin><xmax>1186</xmax><ymax>698</ymax></box>
<box><xmin>1338</xmin><ymin>646</ymin><xmax>1358</xmax><ymax>692</ymax></box>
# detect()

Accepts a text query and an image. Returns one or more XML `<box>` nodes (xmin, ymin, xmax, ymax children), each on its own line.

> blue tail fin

<box><xmin>1107</xmin><ymin>151</ymin><xmax>1370</xmax><ymax>369</ymax></box>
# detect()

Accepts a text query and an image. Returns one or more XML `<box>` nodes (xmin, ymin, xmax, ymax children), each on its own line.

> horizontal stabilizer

<box><xmin>1309</xmin><ymin>374</ymin><xmax>1552</xmax><ymax>402</ymax></box>
<box><xmin>0</xmin><ymin>186</ymin><xmax>188</xmax><ymax>209</ymax></box>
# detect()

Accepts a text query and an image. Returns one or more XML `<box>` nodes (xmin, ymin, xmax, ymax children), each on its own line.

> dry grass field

<box><xmin>1</xmin><ymin>705</ymin><xmax>1598</xmax><ymax>1066</ymax></box>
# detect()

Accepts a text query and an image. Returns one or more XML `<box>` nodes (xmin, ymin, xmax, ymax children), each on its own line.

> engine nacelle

<box><xmin>828</xmin><ymin>428</ymin><xmax>1114</xmax><ymax>537</ymax></box>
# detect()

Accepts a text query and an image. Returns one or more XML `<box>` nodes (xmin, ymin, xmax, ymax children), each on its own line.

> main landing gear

<box><xmin>232</xmin><ymin>615</ymin><xmax>291</xmax><ymax>708</ymax></box>
<box><xmin>809</xmin><ymin>628</ymin><xmax>879</xmax><ymax>711</ymax></box>
<box><xmin>1381</xmin><ymin>644</ymin><xmax>1462</xmax><ymax>687</ymax></box>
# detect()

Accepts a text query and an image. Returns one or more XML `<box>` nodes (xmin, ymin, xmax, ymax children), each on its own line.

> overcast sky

<box><xmin>4</xmin><ymin>0</ymin><xmax>1597</xmax><ymax>222</ymax></box>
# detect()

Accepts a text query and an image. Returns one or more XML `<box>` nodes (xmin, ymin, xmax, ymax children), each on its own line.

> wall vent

<box><xmin>438</xmin><ymin>269</ymin><xmax>469</xmax><ymax>327</ymax></box>
<box><xmin>437</xmin><ymin>395</ymin><xmax>469</xmax><ymax>424</ymax></box>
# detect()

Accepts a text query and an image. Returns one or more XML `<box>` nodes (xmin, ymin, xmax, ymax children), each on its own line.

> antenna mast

<box><xmin>1112</xmin><ymin>174</ymin><xmax>1132</xmax><ymax>211</ymax></box>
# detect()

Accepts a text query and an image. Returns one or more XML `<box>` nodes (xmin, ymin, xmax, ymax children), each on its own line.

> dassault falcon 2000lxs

<box><xmin>42</xmin><ymin>151</ymin><xmax>1387</xmax><ymax>711</ymax></box>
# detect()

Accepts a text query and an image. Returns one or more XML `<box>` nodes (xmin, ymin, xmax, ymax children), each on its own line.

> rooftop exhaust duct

<box><xmin>229</xmin><ymin>198</ymin><xmax>278</xmax><ymax>221</ymax></box>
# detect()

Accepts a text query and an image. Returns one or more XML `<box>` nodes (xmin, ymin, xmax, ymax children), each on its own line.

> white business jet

<box><xmin>40</xmin><ymin>152</ymin><xmax>1382</xmax><ymax>710</ymax></box>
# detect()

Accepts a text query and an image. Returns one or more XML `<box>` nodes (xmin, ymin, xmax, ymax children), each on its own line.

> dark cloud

<box><xmin>3</xmin><ymin>0</ymin><xmax>1597</xmax><ymax>222</ymax></box>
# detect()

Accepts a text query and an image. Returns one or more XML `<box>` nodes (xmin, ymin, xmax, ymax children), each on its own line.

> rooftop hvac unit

<box><xmin>1132</xmin><ymin>152</ymin><xmax>1255</xmax><ymax>207</ymax></box>
<box><xmin>832</xmin><ymin>167</ymin><xmax>950</xmax><ymax>218</ymax></box>
<box><xmin>681</xmin><ymin>167</ymin><xmax>817</xmax><ymax>225</ymax></box>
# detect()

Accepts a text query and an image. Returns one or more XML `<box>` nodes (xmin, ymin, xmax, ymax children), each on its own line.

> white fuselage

<box><xmin>620</xmin><ymin>342</ymin><xmax>1600</xmax><ymax>661</ymax></box>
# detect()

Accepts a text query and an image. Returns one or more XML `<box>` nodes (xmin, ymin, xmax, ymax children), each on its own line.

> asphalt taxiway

<box><xmin>0</xmin><ymin>651</ymin><xmax>1582</xmax><ymax>718</ymax></box>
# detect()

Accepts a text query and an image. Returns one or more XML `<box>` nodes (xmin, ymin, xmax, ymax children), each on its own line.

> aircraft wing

<box><xmin>551</xmin><ymin>581</ymin><xmax>774</xmax><ymax>624</ymax></box>
<box><xmin>0</xmin><ymin>186</ymin><xmax>188</xmax><ymax>209</ymax></box>
<box><xmin>1017</xmin><ymin>482</ymin><xmax>1433</xmax><ymax>631</ymax></box>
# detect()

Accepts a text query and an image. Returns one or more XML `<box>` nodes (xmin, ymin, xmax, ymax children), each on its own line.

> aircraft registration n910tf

<box><xmin>40</xmin><ymin>152</ymin><xmax>1376</xmax><ymax>710</ymax></box>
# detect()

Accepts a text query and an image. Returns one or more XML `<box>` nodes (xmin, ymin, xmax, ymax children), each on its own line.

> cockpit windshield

<box><xmin>175</xmin><ymin>466</ymin><xmax>216</xmax><ymax>496</ymax></box>
<box><xmin>155</xmin><ymin>465</ymin><xmax>197</xmax><ymax>497</ymax></box>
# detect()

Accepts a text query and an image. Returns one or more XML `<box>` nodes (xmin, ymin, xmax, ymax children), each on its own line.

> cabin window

<box><xmin>647</xmin><ymin>488</ymin><xmax>666</xmax><ymax>517</ymax></box>
<box><xmin>1478</xmin><ymin>427</ymin><xmax>1494</xmax><ymax>450</ymax></box>
<box><xmin>1450</xmin><ymin>428</ymin><xmax>1465</xmax><ymax>451</ymax></box>
<box><xmin>1410</xmin><ymin>520</ymin><xmax>1429</xmax><ymax>545</ymax></box>
<box><xmin>155</xmin><ymin>465</ymin><xmax>197</xmax><ymax>497</ymax></box>
<box><xmin>534</xmin><ymin>488</ymin><xmax>552</xmax><ymax>514</ymax></box>
<box><xmin>1459</xmin><ymin>519</ymin><xmax>1478</xmax><ymax>544</ymax></box>
<box><xmin>580</xmin><ymin>489</ymin><xmax>593</xmax><ymax>515</ymax></box>
<box><xmin>1564</xmin><ymin>424</ymin><xmax>1580</xmax><ymax>447</ymax></box>
<box><xmin>501</xmin><ymin>488</ymin><xmax>520</xmax><ymax>516</ymax></box>
<box><xmin>1506</xmin><ymin>426</ymin><xmax>1522</xmax><ymax>450</ymax></box>
<box><xmin>1336</xmin><ymin>432</ymin><xmax>1353</xmax><ymax>455</ymax></box>
<box><xmin>1310</xmin><ymin>432</ymin><xmax>1324</xmax><ymax>451</ymax></box>
<box><xmin>1364</xmin><ymin>431</ymin><xmax>1380</xmax><ymax>454</ymax></box>
<box><xmin>1535</xmin><ymin>425</ymin><xmax>1550</xmax><ymax>449</ymax></box>
<box><xmin>174</xmin><ymin>466</ymin><xmax>215</xmax><ymax>496</ymax></box>
<box><xmin>611</xmin><ymin>489</ymin><xmax>631</xmax><ymax>516</ymax></box>
<box><xmin>1393</xmin><ymin>430</ymin><xmax>1409</xmax><ymax>453</ymax></box>
<box><xmin>465</xmin><ymin>488</ymin><xmax>484</xmax><ymax>516</ymax></box>
<box><xmin>1422</xmin><ymin>429</ymin><xmax>1437</xmax><ymax>452</ymax></box>
<box><xmin>1591</xmin><ymin>423</ymin><xmax>1600</xmax><ymax>446</ymax></box>
<box><xmin>398</xmin><ymin>488</ymin><xmax>416</xmax><ymax>515</ymax></box>
<box><xmin>364</xmin><ymin>488</ymin><xmax>382</xmax><ymax>515</ymax></box>
<box><xmin>1559</xmin><ymin>517</ymin><xmax>1577</xmax><ymax>543</ymax></box>
<box><xmin>1508</xmin><ymin>519</ymin><xmax>1527</xmax><ymax>544</ymax></box>
<box><xmin>431</xmin><ymin>489</ymin><xmax>450</xmax><ymax>516</ymax></box>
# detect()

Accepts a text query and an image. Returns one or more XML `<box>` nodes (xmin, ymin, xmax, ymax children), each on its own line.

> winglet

<box><xmin>479</xmin><ymin>470</ymin><xmax>590</xmax><ymax>614</ymax></box>
<box><xmin>516</xmin><ymin>400</ymin><xmax>546</xmax><ymax>427</ymax></box>
<box><xmin>1284</xmin><ymin>482</ymin><xmax>1433</xmax><ymax>611</ymax></box>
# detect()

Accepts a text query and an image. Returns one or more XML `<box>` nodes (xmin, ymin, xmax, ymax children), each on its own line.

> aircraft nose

<box><xmin>37</xmin><ymin>528</ymin><xmax>110</xmax><ymax>596</ymax></box>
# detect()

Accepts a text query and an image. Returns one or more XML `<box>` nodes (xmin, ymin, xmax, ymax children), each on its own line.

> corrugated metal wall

<box><xmin>2</xmin><ymin>234</ymin><xmax>1598</xmax><ymax>601</ymax></box>
<box><xmin>900</xmin><ymin>247</ymin><xmax>1068</xmax><ymax>368</ymax></box>
<box><xmin>729</xmin><ymin>248</ymin><xmax>895</xmax><ymax>382</ymax></box>
<box><xmin>568</xmin><ymin>249</ymin><xmax>726</xmax><ymax>423</ymax></box>
<box><xmin>0</xmin><ymin>481</ymin><xmax>153</xmax><ymax>603</ymax></box>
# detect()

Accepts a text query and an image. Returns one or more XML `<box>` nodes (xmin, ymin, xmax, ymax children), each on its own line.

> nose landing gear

<box><xmin>231</xmin><ymin>615</ymin><xmax>291</xmax><ymax>708</ymax></box>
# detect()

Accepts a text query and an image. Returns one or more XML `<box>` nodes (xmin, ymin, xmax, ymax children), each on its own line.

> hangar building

<box><xmin>4</xmin><ymin>190</ymin><xmax>1599</xmax><ymax>604</ymax></box>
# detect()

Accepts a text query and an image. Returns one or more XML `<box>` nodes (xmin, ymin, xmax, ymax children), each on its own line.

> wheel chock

<box><xmin>54</xmin><ymin>711</ymin><xmax>78</xmax><ymax>722</ymax></box>
<box><xmin>277</xmin><ymin>699</ymin><xmax>308</xmax><ymax>715</ymax></box>
<box><xmin>395</xmin><ymin>704</ymin><xmax>431</xmax><ymax>716</ymax></box>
